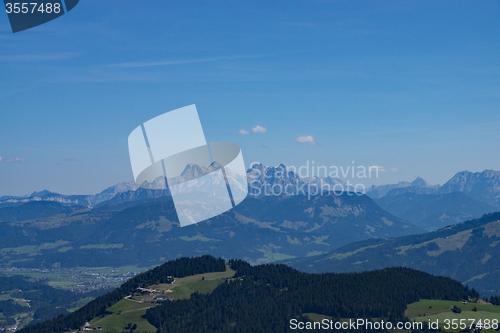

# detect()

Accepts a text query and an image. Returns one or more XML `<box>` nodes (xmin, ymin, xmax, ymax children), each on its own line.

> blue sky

<box><xmin>1</xmin><ymin>0</ymin><xmax>500</xmax><ymax>196</ymax></box>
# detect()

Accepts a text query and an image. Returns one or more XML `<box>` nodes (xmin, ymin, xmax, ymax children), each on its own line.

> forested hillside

<box><xmin>19</xmin><ymin>256</ymin><xmax>478</xmax><ymax>333</ymax></box>
<box><xmin>145</xmin><ymin>260</ymin><xmax>477</xmax><ymax>333</ymax></box>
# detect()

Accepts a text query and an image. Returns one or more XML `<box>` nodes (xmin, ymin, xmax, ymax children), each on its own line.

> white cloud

<box><xmin>252</xmin><ymin>125</ymin><xmax>267</xmax><ymax>133</ymax></box>
<box><xmin>391</xmin><ymin>168</ymin><xmax>398</xmax><ymax>172</ymax></box>
<box><xmin>6</xmin><ymin>157</ymin><xmax>24</xmax><ymax>163</ymax></box>
<box><xmin>239</xmin><ymin>129</ymin><xmax>250</xmax><ymax>135</ymax></box>
<box><xmin>0</xmin><ymin>156</ymin><xmax>2</xmax><ymax>162</ymax></box>
<box><xmin>296</xmin><ymin>135</ymin><xmax>318</xmax><ymax>145</ymax></box>
<box><xmin>369</xmin><ymin>165</ymin><xmax>386</xmax><ymax>173</ymax></box>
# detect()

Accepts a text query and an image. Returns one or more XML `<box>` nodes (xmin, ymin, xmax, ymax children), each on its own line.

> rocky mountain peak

<box><xmin>411</xmin><ymin>177</ymin><xmax>429</xmax><ymax>187</ymax></box>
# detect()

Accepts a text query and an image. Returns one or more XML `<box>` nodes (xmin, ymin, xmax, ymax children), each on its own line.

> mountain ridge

<box><xmin>3</xmin><ymin>167</ymin><xmax>500</xmax><ymax>209</ymax></box>
<box><xmin>438</xmin><ymin>169</ymin><xmax>500</xmax><ymax>207</ymax></box>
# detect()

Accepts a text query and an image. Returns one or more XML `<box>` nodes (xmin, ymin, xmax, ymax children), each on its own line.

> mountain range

<box><xmin>246</xmin><ymin>163</ymin><xmax>347</xmax><ymax>196</ymax></box>
<box><xmin>0</xmin><ymin>163</ymin><xmax>350</xmax><ymax>208</ymax></box>
<box><xmin>366</xmin><ymin>170</ymin><xmax>500</xmax><ymax>230</ymax></box>
<box><xmin>3</xmin><ymin>166</ymin><xmax>500</xmax><ymax>233</ymax></box>
<box><xmin>1</xmin><ymin>166</ymin><xmax>500</xmax><ymax>236</ymax></box>
<box><xmin>0</xmin><ymin>191</ymin><xmax>420</xmax><ymax>269</ymax></box>
<box><xmin>438</xmin><ymin>170</ymin><xmax>500</xmax><ymax>207</ymax></box>
<box><xmin>366</xmin><ymin>176</ymin><xmax>440</xmax><ymax>198</ymax></box>
<box><xmin>0</xmin><ymin>182</ymin><xmax>139</xmax><ymax>209</ymax></box>
<box><xmin>3</xmin><ymin>166</ymin><xmax>500</xmax><ymax>208</ymax></box>
<box><xmin>366</xmin><ymin>170</ymin><xmax>500</xmax><ymax>210</ymax></box>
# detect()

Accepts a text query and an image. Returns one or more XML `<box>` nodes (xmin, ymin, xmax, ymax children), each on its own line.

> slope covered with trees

<box><xmin>19</xmin><ymin>256</ymin><xmax>478</xmax><ymax>333</ymax></box>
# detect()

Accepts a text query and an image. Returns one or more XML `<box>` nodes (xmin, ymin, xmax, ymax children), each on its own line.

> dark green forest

<box><xmin>0</xmin><ymin>299</ymin><xmax>26</xmax><ymax>318</ymax></box>
<box><xmin>491</xmin><ymin>296</ymin><xmax>500</xmax><ymax>305</ymax></box>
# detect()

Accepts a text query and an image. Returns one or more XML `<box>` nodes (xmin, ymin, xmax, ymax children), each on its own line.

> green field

<box><xmin>169</xmin><ymin>278</ymin><xmax>224</xmax><ymax>300</ymax></box>
<box><xmin>0</xmin><ymin>241</ymin><xmax>70</xmax><ymax>255</ymax></box>
<box><xmin>153</xmin><ymin>264</ymin><xmax>235</xmax><ymax>292</ymax></box>
<box><xmin>74</xmin><ymin>264</ymin><xmax>145</xmax><ymax>274</ymax></box>
<box><xmin>79</xmin><ymin>243</ymin><xmax>124</xmax><ymax>249</ymax></box>
<box><xmin>90</xmin><ymin>308</ymin><xmax>156</xmax><ymax>333</ymax></box>
<box><xmin>88</xmin><ymin>299</ymin><xmax>158</xmax><ymax>332</ymax></box>
<box><xmin>156</xmin><ymin>264</ymin><xmax>236</xmax><ymax>300</ymax></box>
<box><xmin>15</xmin><ymin>299</ymin><xmax>30</xmax><ymax>307</ymax></box>
<box><xmin>108</xmin><ymin>299</ymin><xmax>152</xmax><ymax>313</ymax></box>
<box><xmin>0</xmin><ymin>245</ymin><xmax>38</xmax><ymax>254</ymax></box>
<box><xmin>58</xmin><ymin>246</ymin><xmax>73</xmax><ymax>252</ymax></box>
<box><xmin>253</xmin><ymin>248</ymin><xmax>296</xmax><ymax>264</ymax></box>
<box><xmin>179</xmin><ymin>235</ymin><xmax>216</xmax><ymax>242</ymax></box>
<box><xmin>38</xmin><ymin>240</ymin><xmax>70</xmax><ymax>250</ymax></box>
<box><xmin>0</xmin><ymin>293</ymin><xmax>11</xmax><ymax>301</ymax></box>
<box><xmin>304</xmin><ymin>313</ymin><xmax>332</xmax><ymax>322</ymax></box>
<box><xmin>407</xmin><ymin>299</ymin><xmax>500</xmax><ymax>332</ymax></box>
<box><xmin>303</xmin><ymin>299</ymin><xmax>500</xmax><ymax>333</ymax></box>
